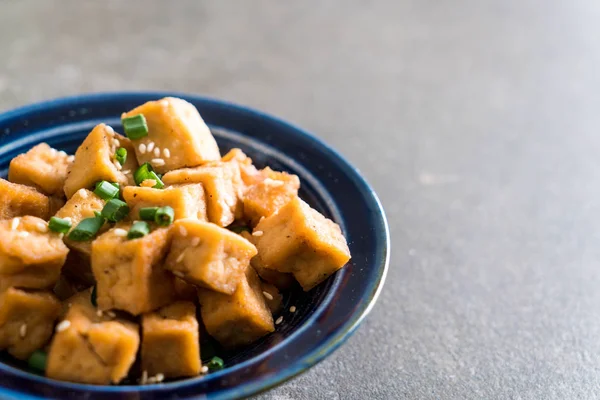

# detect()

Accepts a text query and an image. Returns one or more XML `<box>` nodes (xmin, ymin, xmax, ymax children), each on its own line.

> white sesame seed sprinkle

<box><xmin>122</xmin><ymin>170</ymin><xmax>131</xmax><ymax>175</ymax></box>
<box><xmin>264</xmin><ymin>178</ymin><xmax>284</xmax><ymax>187</ymax></box>
<box><xmin>151</xmin><ymin>158</ymin><xmax>165</xmax><ymax>166</ymax></box>
<box><xmin>201</xmin><ymin>366</ymin><xmax>209</xmax><ymax>374</ymax></box>
<box><xmin>179</xmin><ymin>226</ymin><xmax>188</xmax><ymax>236</ymax></box>
<box><xmin>146</xmin><ymin>142</ymin><xmax>155</xmax><ymax>152</ymax></box>
<box><xmin>105</xmin><ymin>125</ymin><xmax>114</xmax><ymax>134</ymax></box>
<box><xmin>252</xmin><ymin>230</ymin><xmax>264</xmax><ymax>237</ymax></box>
<box><xmin>155</xmin><ymin>373</ymin><xmax>164</xmax><ymax>383</ymax></box>
<box><xmin>153</xmin><ymin>147</ymin><xmax>160</xmax><ymax>157</ymax></box>
<box><xmin>139</xmin><ymin>143</ymin><xmax>147</xmax><ymax>154</ymax></box>
<box><xmin>289</xmin><ymin>306</ymin><xmax>296</xmax><ymax>313</ymax></box>
<box><xmin>56</xmin><ymin>320</ymin><xmax>71</xmax><ymax>332</ymax></box>
<box><xmin>18</xmin><ymin>231</ymin><xmax>29</xmax><ymax>238</ymax></box>
<box><xmin>77</xmin><ymin>188</ymin><xmax>89</xmax><ymax>199</ymax></box>
<box><xmin>36</xmin><ymin>222</ymin><xmax>48</xmax><ymax>232</ymax></box>
<box><xmin>173</xmin><ymin>271</ymin><xmax>185</xmax><ymax>278</ymax></box>
<box><xmin>176</xmin><ymin>250</ymin><xmax>186</xmax><ymax>263</ymax></box>
<box><xmin>275</xmin><ymin>316</ymin><xmax>283</xmax><ymax>325</ymax></box>
<box><xmin>112</xmin><ymin>139</ymin><xmax>120</xmax><ymax>148</ymax></box>
<box><xmin>141</xmin><ymin>370</ymin><xmax>148</xmax><ymax>385</ymax></box>
<box><xmin>259</xmin><ymin>216</ymin><xmax>265</xmax><ymax>223</ymax></box>
<box><xmin>10</xmin><ymin>218</ymin><xmax>20</xmax><ymax>231</ymax></box>
<box><xmin>67</xmin><ymin>155</ymin><xmax>75</xmax><ymax>162</ymax></box>
<box><xmin>262</xmin><ymin>291</ymin><xmax>273</xmax><ymax>301</ymax></box>
<box><xmin>114</xmin><ymin>161</ymin><xmax>122</xmax><ymax>170</ymax></box>
<box><xmin>58</xmin><ymin>150</ymin><xmax>68</xmax><ymax>157</ymax></box>
<box><xmin>191</xmin><ymin>237</ymin><xmax>200</xmax><ymax>247</ymax></box>
<box><xmin>163</xmin><ymin>148</ymin><xmax>171</xmax><ymax>158</ymax></box>
<box><xmin>106</xmin><ymin>311</ymin><xmax>116</xmax><ymax>318</ymax></box>
<box><xmin>19</xmin><ymin>324</ymin><xmax>27</xmax><ymax>338</ymax></box>
<box><xmin>113</xmin><ymin>228</ymin><xmax>128</xmax><ymax>237</ymax></box>
<box><xmin>63</xmin><ymin>217</ymin><xmax>72</xmax><ymax>223</ymax></box>
<box><xmin>96</xmin><ymin>310</ymin><xmax>104</xmax><ymax>317</ymax></box>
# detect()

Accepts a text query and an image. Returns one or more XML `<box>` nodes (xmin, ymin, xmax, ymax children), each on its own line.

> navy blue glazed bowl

<box><xmin>0</xmin><ymin>92</ymin><xmax>389</xmax><ymax>400</ymax></box>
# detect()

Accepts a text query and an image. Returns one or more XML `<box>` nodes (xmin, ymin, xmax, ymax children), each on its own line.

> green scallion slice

<box><xmin>115</xmin><ymin>147</ymin><xmax>127</xmax><ymax>165</ymax></box>
<box><xmin>139</xmin><ymin>207</ymin><xmax>158</xmax><ymax>221</ymax></box>
<box><xmin>48</xmin><ymin>217</ymin><xmax>72</xmax><ymax>234</ymax></box>
<box><xmin>111</xmin><ymin>182</ymin><xmax>120</xmax><ymax>190</ymax></box>
<box><xmin>134</xmin><ymin>163</ymin><xmax>164</xmax><ymax>189</ymax></box>
<box><xmin>155</xmin><ymin>206</ymin><xmax>174</xmax><ymax>226</ymax></box>
<box><xmin>206</xmin><ymin>356</ymin><xmax>224</xmax><ymax>372</ymax></box>
<box><xmin>68</xmin><ymin>214</ymin><xmax>105</xmax><ymax>241</ymax></box>
<box><xmin>122</xmin><ymin>114</ymin><xmax>148</xmax><ymax>139</ymax></box>
<box><xmin>94</xmin><ymin>180</ymin><xmax>120</xmax><ymax>200</ymax></box>
<box><xmin>27</xmin><ymin>350</ymin><xmax>47</xmax><ymax>372</ymax></box>
<box><xmin>101</xmin><ymin>199</ymin><xmax>130</xmax><ymax>223</ymax></box>
<box><xmin>127</xmin><ymin>221</ymin><xmax>150</xmax><ymax>240</ymax></box>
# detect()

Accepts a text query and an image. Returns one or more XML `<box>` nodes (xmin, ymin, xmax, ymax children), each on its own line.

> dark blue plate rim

<box><xmin>0</xmin><ymin>92</ymin><xmax>390</xmax><ymax>399</ymax></box>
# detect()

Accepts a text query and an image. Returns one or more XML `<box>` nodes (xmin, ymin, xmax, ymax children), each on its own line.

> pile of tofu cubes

<box><xmin>0</xmin><ymin>97</ymin><xmax>351</xmax><ymax>385</ymax></box>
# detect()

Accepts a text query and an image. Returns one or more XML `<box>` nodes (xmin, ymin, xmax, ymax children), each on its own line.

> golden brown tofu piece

<box><xmin>63</xmin><ymin>124</ymin><xmax>129</xmax><ymax>198</ymax></box>
<box><xmin>8</xmin><ymin>143</ymin><xmax>72</xmax><ymax>196</ymax></box>
<box><xmin>123</xmin><ymin>184</ymin><xmax>207</xmax><ymax>221</ymax></box>
<box><xmin>0</xmin><ymin>216</ymin><xmax>69</xmax><ymax>292</ymax></box>
<box><xmin>165</xmin><ymin>220</ymin><xmax>257</xmax><ymax>295</ymax></box>
<box><xmin>55</xmin><ymin>188</ymin><xmax>106</xmax><ymax>282</ymax></box>
<box><xmin>0</xmin><ymin>288</ymin><xmax>61</xmax><ymax>360</ymax></box>
<box><xmin>141</xmin><ymin>301</ymin><xmax>201</xmax><ymax>378</ymax></box>
<box><xmin>261</xmin><ymin>282</ymin><xmax>283</xmax><ymax>314</ymax></box>
<box><xmin>91</xmin><ymin>225</ymin><xmax>176</xmax><ymax>315</ymax></box>
<box><xmin>174</xmin><ymin>277</ymin><xmax>198</xmax><ymax>302</ymax></box>
<box><xmin>0</xmin><ymin>178</ymin><xmax>53</xmax><ymax>220</ymax></box>
<box><xmin>163</xmin><ymin>161</ymin><xmax>243</xmax><ymax>227</ymax></box>
<box><xmin>46</xmin><ymin>300</ymin><xmax>139</xmax><ymax>385</ymax></box>
<box><xmin>198</xmin><ymin>266</ymin><xmax>274</xmax><ymax>348</ymax></box>
<box><xmin>253</xmin><ymin>197</ymin><xmax>351</xmax><ymax>291</ymax></box>
<box><xmin>123</xmin><ymin>97</ymin><xmax>220</xmax><ymax>173</ymax></box>
<box><xmin>240</xmin><ymin>231</ymin><xmax>296</xmax><ymax>290</ymax></box>
<box><xmin>243</xmin><ymin>168</ymin><xmax>300</xmax><ymax>226</ymax></box>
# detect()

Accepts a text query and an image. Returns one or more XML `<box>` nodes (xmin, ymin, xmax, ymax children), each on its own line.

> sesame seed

<box><xmin>259</xmin><ymin>216</ymin><xmax>265</xmax><ymax>223</ymax></box>
<box><xmin>151</xmin><ymin>158</ymin><xmax>165</xmax><ymax>166</ymax></box>
<box><xmin>105</xmin><ymin>125</ymin><xmax>114</xmax><ymax>134</ymax></box>
<box><xmin>289</xmin><ymin>306</ymin><xmax>296</xmax><ymax>313</ymax></box>
<box><xmin>122</xmin><ymin>170</ymin><xmax>131</xmax><ymax>175</ymax></box>
<box><xmin>153</xmin><ymin>147</ymin><xmax>160</xmax><ymax>157</ymax></box>
<box><xmin>10</xmin><ymin>218</ymin><xmax>20</xmax><ymax>231</ymax></box>
<box><xmin>160</xmin><ymin>99</ymin><xmax>169</xmax><ymax>107</ymax></box>
<box><xmin>179</xmin><ymin>226</ymin><xmax>188</xmax><ymax>236</ymax></box>
<box><xmin>77</xmin><ymin>188</ymin><xmax>88</xmax><ymax>199</ymax></box>
<box><xmin>50</xmin><ymin>148</ymin><xmax>57</xmax><ymax>155</ymax></box>
<box><xmin>18</xmin><ymin>231</ymin><xmax>29</xmax><ymax>238</ymax></box>
<box><xmin>141</xmin><ymin>370</ymin><xmax>148</xmax><ymax>385</ymax></box>
<box><xmin>56</xmin><ymin>320</ymin><xmax>71</xmax><ymax>332</ymax></box>
<box><xmin>58</xmin><ymin>150</ymin><xmax>68</xmax><ymax>157</ymax></box>
<box><xmin>262</xmin><ymin>291</ymin><xmax>273</xmax><ymax>301</ymax></box>
<box><xmin>113</xmin><ymin>228</ymin><xmax>128</xmax><ymax>237</ymax></box>
<box><xmin>176</xmin><ymin>251</ymin><xmax>186</xmax><ymax>263</ymax></box>
<box><xmin>106</xmin><ymin>311</ymin><xmax>116</xmax><ymax>318</ymax></box>
<box><xmin>67</xmin><ymin>155</ymin><xmax>75</xmax><ymax>162</ymax></box>
<box><xmin>163</xmin><ymin>148</ymin><xmax>171</xmax><ymax>158</ymax></box>
<box><xmin>114</xmin><ymin>161</ymin><xmax>122</xmax><ymax>170</ymax></box>
<box><xmin>263</xmin><ymin>178</ymin><xmax>284</xmax><ymax>187</ymax></box>
<box><xmin>59</xmin><ymin>233</ymin><xmax>65</xmax><ymax>240</ymax></box>
<box><xmin>146</xmin><ymin>142</ymin><xmax>155</xmax><ymax>152</ymax></box>
<box><xmin>63</xmin><ymin>217</ymin><xmax>72</xmax><ymax>223</ymax></box>
<box><xmin>275</xmin><ymin>316</ymin><xmax>283</xmax><ymax>325</ymax></box>
<box><xmin>36</xmin><ymin>222</ymin><xmax>48</xmax><ymax>233</ymax></box>
<box><xmin>252</xmin><ymin>230</ymin><xmax>264</xmax><ymax>237</ymax></box>
<box><xmin>191</xmin><ymin>237</ymin><xmax>200</xmax><ymax>247</ymax></box>
<box><xmin>173</xmin><ymin>271</ymin><xmax>185</xmax><ymax>278</ymax></box>
<box><xmin>96</xmin><ymin>310</ymin><xmax>104</xmax><ymax>317</ymax></box>
<box><xmin>19</xmin><ymin>324</ymin><xmax>27</xmax><ymax>338</ymax></box>
<box><xmin>112</xmin><ymin>139</ymin><xmax>120</xmax><ymax>148</ymax></box>
<box><xmin>139</xmin><ymin>143</ymin><xmax>147</xmax><ymax>154</ymax></box>
<box><xmin>155</xmin><ymin>373</ymin><xmax>164</xmax><ymax>383</ymax></box>
<box><xmin>201</xmin><ymin>366</ymin><xmax>209</xmax><ymax>374</ymax></box>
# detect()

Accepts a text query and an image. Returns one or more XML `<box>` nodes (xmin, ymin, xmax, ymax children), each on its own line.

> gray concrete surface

<box><xmin>2</xmin><ymin>1</ymin><xmax>600</xmax><ymax>398</ymax></box>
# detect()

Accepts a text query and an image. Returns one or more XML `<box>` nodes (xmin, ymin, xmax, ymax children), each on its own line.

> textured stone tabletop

<box><xmin>2</xmin><ymin>1</ymin><xmax>600</xmax><ymax>398</ymax></box>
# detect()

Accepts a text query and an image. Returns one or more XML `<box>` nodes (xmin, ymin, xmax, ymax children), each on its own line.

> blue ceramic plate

<box><xmin>0</xmin><ymin>92</ymin><xmax>389</xmax><ymax>400</ymax></box>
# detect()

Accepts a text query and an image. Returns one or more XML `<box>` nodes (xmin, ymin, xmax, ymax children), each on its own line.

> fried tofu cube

<box><xmin>123</xmin><ymin>97</ymin><xmax>220</xmax><ymax>173</ymax></box>
<box><xmin>173</xmin><ymin>277</ymin><xmax>198</xmax><ymax>302</ymax></box>
<box><xmin>63</xmin><ymin>124</ymin><xmax>129</xmax><ymax>198</ymax></box>
<box><xmin>253</xmin><ymin>197</ymin><xmax>351</xmax><ymax>291</ymax></box>
<box><xmin>91</xmin><ymin>225</ymin><xmax>176</xmax><ymax>315</ymax></box>
<box><xmin>141</xmin><ymin>301</ymin><xmax>201</xmax><ymax>378</ymax></box>
<box><xmin>0</xmin><ymin>178</ymin><xmax>54</xmax><ymax>220</ymax></box>
<box><xmin>261</xmin><ymin>282</ymin><xmax>283</xmax><ymax>314</ymax></box>
<box><xmin>163</xmin><ymin>161</ymin><xmax>243</xmax><ymax>227</ymax></box>
<box><xmin>0</xmin><ymin>288</ymin><xmax>61</xmax><ymax>360</ymax></box>
<box><xmin>165</xmin><ymin>220</ymin><xmax>257</xmax><ymax>295</ymax></box>
<box><xmin>198</xmin><ymin>266</ymin><xmax>274</xmax><ymax>348</ymax></box>
<box><xmin>8</xmin><ymin>143</ymin><xmax>72</xmax><ymax>196</ymax></box>
<box><xmin>243</xmin><ymin>168</ymin><xmax>300</xmax><ymax>226</ymax></box>
<box><xmin>240</xmin><ymin>231</ymin><xmax>296</xmax><ymax>290</ymax></box>
<box><xmin>55</xmin><ymin>188</ymin><xmax>106</xmax><ymax>282</ymax></box>
<box><xmin>46</xmin><ymin>300</ymin><xmax>139</xmax><ymax>384</ymax></box>
<box><xmin>123</xmin><ymin>184</ymin><xmax>207</xmax><ymax>221</ymax></box>
<box><xmin>0</xmin><ymin>216</ymin><xmax>69</xmax><ymax>292</ymax></box>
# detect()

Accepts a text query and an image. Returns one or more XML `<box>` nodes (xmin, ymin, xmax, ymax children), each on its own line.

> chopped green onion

<box><xmin>127</xmin><ymin>221</ymin><xmax>150</xmax><ymax>240</ymax></box>
<box><xmin>206</xmin><ymin>356</ymin><xmax>224</xmax><ymax>372</ymax></box>
<box><xmin>134</xmin><ymin>163</ymin><xmax>164</xmax><ymax>189</ymax></box>
<box><xmin>229</xmin><ymin>225</ymin><xmax>250</xmax><ymax>234</ymax></box>
<box><xmin>90</xmin><ymin>285</ymin><xmax>97</xmax><ymax>307</ymax></box>
<box><xmin>93</xmin><ymin>210</ymin><xmax>102</xmax><ymax>218</ymax></box>
<box><xmin>111</xmin><ymin>182</ymin><xmax>120</xmax><ymax>190</ymax></box>
<box><xmin>139</xmin><ymin>207</ymin><xmax>158</xmax><ymax>221</ymax></box>
<box><xmin>27</xmin><ymin>350</ymin><xmax>47</xmax><ymax>372</ymax></box>
<box><xmin>68</xmin><ymin>215</ymin><xmax>105</xmax><ymax>241</ymax></box>
<box><xmin>155</xmin><ymin>206</ymin><xmax>174</xmax><ymax>226</ymax></box>
<box><xmin>48</xmin><ymin>217</ymin><xmax>72</xmax><ymax>234</ymax></box>
<box><xmin>122</xmin><ymin>114</ymin><xmax>149</xmax><ymax>139</ymax></box>
<box><xmin>115</xmin><ymin>147</ymin><xmax>127</xmax><ymax>165</ymax></box>
<box><xmin>101</xmin><ymin>199</ymin><xmax>130</xmax><ymax>222</ymax></box>
<box><xmin>94</xmin><ymin>181</ymin><xmax>120</xmax><ymax>200</ymax></box>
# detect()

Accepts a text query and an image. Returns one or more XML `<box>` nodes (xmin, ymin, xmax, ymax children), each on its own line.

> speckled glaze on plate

<box><xmin>0</xmin><ymin>92</ymin><xmax>390</xmax><ymax>400</ymax></box>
